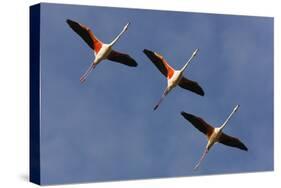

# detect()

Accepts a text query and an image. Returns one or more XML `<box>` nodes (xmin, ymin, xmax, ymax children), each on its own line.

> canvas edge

<box><xmin>29</xmin><ymin>3</ymin><xmax>41</xmax><ymax>185</ymax></box>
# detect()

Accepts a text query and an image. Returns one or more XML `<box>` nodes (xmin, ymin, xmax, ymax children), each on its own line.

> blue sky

<box><xmin>38</xmin><ymin>3</ymin><xmax>273</xmax><ymax>185</ymax></box>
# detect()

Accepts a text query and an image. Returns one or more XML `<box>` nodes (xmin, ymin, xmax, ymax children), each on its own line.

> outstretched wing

<box><xmin>181</xmin><ymin>112</ymin><xmax>214</xmax><ymax>138</ymax></box>
<box><xmin>107</xmin><ymin>50</ymin><xmax>138</xmax><ymax>67</ymax></box>
<box><xmin>66</xmin><ymin>19</ymin><xmax>103</xmax><ymax>53</ymax></box>
<box><xmin>143</xmin><ymin>49</ymin><xmax>174</xmax><ymax>79</ymax></box>
<box><xmin>219</xmin><ymin>133</ymin><xmax>248</xmax><ymax>151</ymax></box>
<box><xmin>178</xmin><ymin>76</ymin><xmax>205</xmax><ymax>96</ymax></box>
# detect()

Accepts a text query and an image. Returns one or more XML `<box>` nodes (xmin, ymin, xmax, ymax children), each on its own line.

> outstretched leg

<box><xmin>153</xmin><ymin>88</ymin><xmax>169</xmax><ymax>111</ymax></box>
<box><xmin>193</xmin><ymin>148</ymin><xmax>208</xmax><ymax>170</ymax></box>
<box><xmin>80</xmin><ymin>63</ymin><xmax>96</xmax><ymax>83</ymax></box>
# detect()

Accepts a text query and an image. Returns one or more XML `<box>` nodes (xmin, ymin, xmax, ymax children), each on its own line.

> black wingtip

<box><xmin>66</xmin><ymin>19</ymin><xmax>77</xmax><ymax>29</ymax></box>
<box><xmin>181</xmin><ymin>111</ymin><xmax>186</xmax><ymax>116</ymax></box>
<box><xmin>181</xmin><ymin>112</ymin><xmax>194</xmax><ymax>121</ymax></box>
<box><xmin>66</xmin><ymin>19</ymin><xmax>80</xmax><ymax>28</ymax></box>
<box><xmin>126</xmin><ymin>61</ymin><xmax>138</xmax><ymax>67</ymax></box>
<box><xmin>125</xmin><ymin>60</ymin><xmax>138</xmax><ymax>67</ymax></box>
<box><xmin>131</xmin><ymin>61</ymin><xmax>138</xmax><ymax>67</ymax></box>
<box><xmin>143</xmin><ymin>49</ymin><xmax>152</xmax><ymax>55</ymax></box>
<box><xmin>181</xmin><ymin>111</ymin><xmax>189</xmax><ymax>118</ymax></box>
<box><xmin>236</xmin><ymin>139</ymin><xmax>248</xmax><ymax>151</ymax></box>
<box><xmin>196</xmin><ymin>85</ymin><xmax>205</xmax><ymax>96</ymax></box>
<box><xmin>242</xmin><ymin>145</ymin><xmax>248</xmax><ymax>151</ymax></box>
<box><xmin>66</xmin><ymin>19</ymin><xmax>74</xmax><ymax>25</ymax></box>
<box><xmin>199</xmin><ymin>89</ymin><xmax>205</xmax><ymax>96</ymax></box>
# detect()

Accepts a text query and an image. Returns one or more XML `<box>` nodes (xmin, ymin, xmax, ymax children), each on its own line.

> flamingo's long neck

<box><xmin>180</xmin><ymin>48</ymin><xmax>199</xmax><ymax>73</ymax></box>
<box><xmin>109</xmin><ymin>23</ymin><xmax>129</xmax><ymax>46</ymax></box>
<box><xmin>220</xmin><ymin>105</ymin><xmax>240</xmax><ymax>130</ymax></box>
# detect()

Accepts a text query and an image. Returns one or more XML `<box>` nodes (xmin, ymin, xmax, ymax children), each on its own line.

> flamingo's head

<box><xmin>192</xmin><ymin>48</ymin><xmax>199</xmax><ymax>58</ymax></box>
<box><xmin>234</xmin><ymin>104</ymin><xmax>240</xmax><ymax>112</ymax></box>
<box><xmin>123</xmin><ymin>22</ymin><xmax>130</xmax><ymax>31</ymax></box>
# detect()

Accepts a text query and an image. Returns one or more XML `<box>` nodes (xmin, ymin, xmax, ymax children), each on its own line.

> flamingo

<box><xmin>143</xmin><ymin>48</ymin><xmax>204</xmax><ymax>110</ymax></box>
<box><xmin>66</xmin><ymin>19</ymin><xmax>138</xmax><ymax>83</ymax></box>
<box><xmin>181</xmin><ymin>105</ymin><xmax>248</xmax><ymax>170</ymax></box>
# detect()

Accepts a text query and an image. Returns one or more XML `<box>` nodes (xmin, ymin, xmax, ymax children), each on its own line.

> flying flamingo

<box><xmin>181</xmin><ymin>105</ymin><xmax>248</xmax><ymax>170</ymax></box>
<box><xmin>66</xmin><ymin>19</ymin><xmax>138</xmax><ymax>82</ymax></box>
<box><xmin>143</xmin><ymin>48</ymin><xmax>204</xmax><ymax>110</ymax></box>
